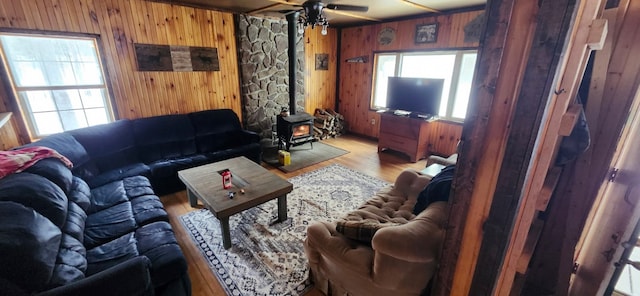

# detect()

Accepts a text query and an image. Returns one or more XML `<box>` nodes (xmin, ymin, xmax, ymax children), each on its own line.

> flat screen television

<box><xmin>386</xmin><ymin>77</ymin><xmax>444</xmax><ymax>116</ymax></box>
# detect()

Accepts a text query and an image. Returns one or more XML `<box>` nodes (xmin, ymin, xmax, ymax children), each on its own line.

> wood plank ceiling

<box><xmin>148</xmin><ymin>0</ymin><xmax>486</xmax><ymax>26</ymax></box>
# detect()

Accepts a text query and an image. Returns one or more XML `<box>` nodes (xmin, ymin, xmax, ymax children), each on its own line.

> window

<box><xmin>371</xmin><ymin>50</ymin><xmax>477</xmax><ymax>120</ymax></box>
<box><xmin>0</xmin><ymin>33</ymin><xmax>113</xmax><ymax>137</ymax></box>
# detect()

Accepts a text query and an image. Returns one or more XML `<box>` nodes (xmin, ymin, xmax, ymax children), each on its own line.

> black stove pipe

<box><xmin>286</xmin><ymin>11</ymin><xmax>299</xmax><ymax>115</ymax></box>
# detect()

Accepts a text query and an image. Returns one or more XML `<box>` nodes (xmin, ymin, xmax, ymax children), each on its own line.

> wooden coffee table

<box><xmin>178</xmin><ymin>156</ymin><xmax>293</xmax><ymax>249</ymax></box>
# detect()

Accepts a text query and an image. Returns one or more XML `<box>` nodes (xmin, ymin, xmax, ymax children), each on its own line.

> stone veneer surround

<box><xmin>236</xmin><ymin>15</ymin><xmax>305</xmax><ymax>139</ymax></box>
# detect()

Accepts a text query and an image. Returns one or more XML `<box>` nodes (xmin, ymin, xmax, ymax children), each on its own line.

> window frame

<box><xmin>370</xmin><ymin>48</ymin><xmax>478</xmax><ymax>122</ymax></box>
<box><xmin>0</xmin><ymin>30</ymin><xmax>117</xmax><ymax>139</ymax></box>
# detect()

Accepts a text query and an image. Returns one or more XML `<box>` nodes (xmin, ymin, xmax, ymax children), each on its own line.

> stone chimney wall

<box><xmin>236</xmin><ymin>15</ymin><xmax>305</xmax><ymax>139</ymax></box>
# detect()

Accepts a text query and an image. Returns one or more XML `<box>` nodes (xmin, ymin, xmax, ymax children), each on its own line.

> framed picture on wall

<box><xmin>315</xmin><ymin>53</ymin><xmax>329</xmax><ymax>70</ymax></box>
<box><xmin>415</xmin><ymin>23</ymin><xmax>439</xmax><ymax>44</ymax></box>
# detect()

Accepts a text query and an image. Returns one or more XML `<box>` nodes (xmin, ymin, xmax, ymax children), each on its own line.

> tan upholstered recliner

<box><xmin>304</xmin><ymin>169</ymin><xmax>448</xmax><ymax>296</ymax></box>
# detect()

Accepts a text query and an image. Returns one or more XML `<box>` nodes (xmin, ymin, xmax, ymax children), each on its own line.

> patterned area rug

<box><xmin>180</xmin><ymin>164</ymin><xmax>389</xmax><ymax>296</ymax></box>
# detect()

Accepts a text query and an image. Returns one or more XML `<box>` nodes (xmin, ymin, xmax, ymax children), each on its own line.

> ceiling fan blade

<box><xmin>268</xmin><ymin>0</ymin><xmax>303</xmax><ymax>7</ymax></box>
<box><xmin>399</xmin><ymin>0</ymin><xmax>440</xmax><ymax>13</ymax></box>
<box><xmin>326</xmin><ymin>4</ymin><xmax>368</xmax><ymax>12</ymax></box>
<box><xmin>326</xmin><ymin>9</ymin><xmax>380</xmax><ymax>22</ymax></box>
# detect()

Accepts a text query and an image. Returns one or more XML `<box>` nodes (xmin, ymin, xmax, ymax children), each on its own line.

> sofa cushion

<box><xmin>84</xmin><ymin>201</ymin><xmax>137</xmax><ymax>249</ymax></box>
<box><xmin>148</xmin><ymin>154</ymin><xmax>208</xmax><ymax>179</ymax></box>
<box><xmin>85</xmin><ymin>222</ymin><xmax>187</xmax><ymax>289</ymax></box>
<box><xmin>0</xmin><ymin>201</ymin><xmax>62</xmax><ymax>292</ymax></box>
<box><xmin>86</xmin><ymin>232</ymin><xmax>139</xmax><ymax>275</ymax></box>
<box><xmin>132</xmin><ymin>114</ymin><xmax>197</xmax><ymax>164</ymax></box>
<box><xmin>189</xmin><ymin>109</ymin><xmax>241</xmax><ymax>132</ymax></box>
<box><xmin>203</xmin><ymin>143</ymin><xmax>261</xmax><ymax>164</ymax></box>
<box><xmin>68</xmin><ymin>177</ymin><xmax>92</xmax><ymax>212</ymax></box>
<box><xmin>189</xmin><ymin>109</ymin><xmax>244</xmax><ymax>152</ymax></box>
<box><xmin>134</xmin><ymin>222</ymin><xmax>188</xmax><ymax>288</ymax></box>
<box><xmin>24</xmin><ymin>158</ymin><xmax>73</xmax><ymax>193</ymax></box>
<box><xmin>131</xmin><ymin>195</ymin><xmax>169</xmax><ymax>225</ymax></box>
<box><xmin>69</xmin><ymin>120</ymin><xmax>139</xmax><ymax>174</ymax></box>
<box><xmin>335</xmin><ymin>185</ymin><xmax>416</xmax><ymax>243</ymax></box>
<box><xmin>88</xmin><ymin>180</ymin><xmax>129</xmax><ymax>214</ymax></box>
<box><xmin>50</xmin><ymin>234</ymin><xmax>87</xmax><ymax>288</ymax></box>
<box><xmin>23</xmin><ymin>132</ymin><xmax>98</xmax><ymax>179</ymax></box>
<box><xmin>86</xmin><ymin>162</ymin><xmax>151</xmax><ymax>189</ymax></box>
<box><xmin>146</xmin><ymin>155</ymin><xmax>210</xmax><ymax>195</ymax></box>
<box><xmin>122</xmin><ymin>175</ymin><xmax>156</xmax><ymax>199</ymax></box>
<box><xmin>84</xmin><ymin>175</ymin><xmax>168</xmax><ymax>249</ymax></box>
<box><xmin>0</xmin><ymin>173</ymin><xmax>68</xmax><ymax>227</ymax></box>
<box><xmin>65</xmin><ymin>199</ymin><xmax>89</xmax><ymax>243</ymax></box>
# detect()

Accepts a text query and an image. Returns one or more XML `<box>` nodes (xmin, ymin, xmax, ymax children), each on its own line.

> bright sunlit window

<box><xmin>0</xmin><ymin>33</ymin><xmax>114</xmax><ymax>137</ymax></box>
<box><xmin>372</xmin><ymin>50</ymin><xmax>477</xmax><ymax>120</ymax></box>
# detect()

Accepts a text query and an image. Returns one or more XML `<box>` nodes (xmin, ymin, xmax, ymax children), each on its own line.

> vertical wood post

<box><xmin>469</xmin><ymin>0</ymin><xmax>578</xmax><ymax>294</ymax></box>
<box><xmin>286</xmin><ymin>11</ymin><xmax>299</xmax><ymax>115</ymax></box>
<box><xmin>433</xmin><ymin>0</ymin><xmax>517</xmax><ymax>294</ymax></box>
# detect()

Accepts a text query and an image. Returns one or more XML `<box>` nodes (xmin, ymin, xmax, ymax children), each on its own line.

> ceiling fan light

<box><xmin>294</xmin><ymin>2</ymin><xmax>335</xmax><ymax>36</ymax></box>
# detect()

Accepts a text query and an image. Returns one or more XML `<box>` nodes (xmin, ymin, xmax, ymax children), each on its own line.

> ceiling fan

<box><xmin>262</xmin><ymin>0</ymin><xmax>372</xmax><ymax>35</ymax></box>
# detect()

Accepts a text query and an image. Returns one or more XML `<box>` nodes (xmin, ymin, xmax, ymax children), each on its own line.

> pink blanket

<box><xmin>0</xmin><ymin>146</ymin><xmax>73</xmax><ymax>179</ymax></box>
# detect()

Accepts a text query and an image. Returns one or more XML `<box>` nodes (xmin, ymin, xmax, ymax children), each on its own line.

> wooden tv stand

<box><xmin>377</xmin><ymin>113</ymin><xmax>431</xmax><ymax>162</ymax></box>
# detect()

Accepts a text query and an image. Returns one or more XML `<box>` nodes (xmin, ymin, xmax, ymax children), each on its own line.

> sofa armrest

<box><xmin>234</xmin><ymin>129</ymin><xmax>261</xmax><ymax>144</ymax></box>
<box><xmin>38</xmin><ymin>257</ymin><xmax>153</xmax><ymax>296</ymax></box>
<box><xmin>371</xmin><ymin>201</ymin><xmax>448</xmax><ymax>262</ymax></box>
<box><xmin>392</xmin><ymin>169</ymin><xmax>433</xmax><ymax>201</ymax></box>
<box><xmin>426</xmin><ymin>154</ymin><xmax>458</xmax><ymax>167</ymax></box>
<box><xmin>305</xmin><ymin>221</ymin><xmax>374</xmax><ymax>270</ymax></box>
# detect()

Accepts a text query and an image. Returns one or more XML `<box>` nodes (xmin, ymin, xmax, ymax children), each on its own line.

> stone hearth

<box><xmin>237</xmin><ymin>15</ymin><xmax>305</xmax><ymax>140</ymax></box>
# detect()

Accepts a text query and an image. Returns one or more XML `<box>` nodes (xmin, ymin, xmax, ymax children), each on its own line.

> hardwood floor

<box><xmin>160</xmin><ymin>134</ymin><xmax>430</xmax><ymax>296</ymax></box>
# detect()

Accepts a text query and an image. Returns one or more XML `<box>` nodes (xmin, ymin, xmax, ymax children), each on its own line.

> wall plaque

<box><xmin>134</xmin><ymin>43</ymin><xmax>220</xmax><ymax>72</ymax></box>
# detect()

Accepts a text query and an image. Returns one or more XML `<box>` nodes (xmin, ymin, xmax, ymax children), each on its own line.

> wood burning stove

<box><xmin>277</xmin><ymin>112</ymin><xmax>315</xmax><ymax>151</ymax></box>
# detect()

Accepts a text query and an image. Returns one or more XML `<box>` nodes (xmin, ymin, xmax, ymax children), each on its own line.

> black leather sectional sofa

<box><xmin>0</xmin><ymin>109</ymin><xmax>262</xmax><ymax>295</ymax></box>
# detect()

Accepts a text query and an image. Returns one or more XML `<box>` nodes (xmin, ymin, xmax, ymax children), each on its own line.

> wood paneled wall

<box><xmin>428</xmin><ymin>121</ymin><xmax>463</xmax><ymax>156</ymax></box>
<box><xmin>0</xmin><ymin>113</ymin><xmax>20</xmax><ymax>150</ymax></box>
<box><xmin>0</xmin><ymin>0</ymin><xmax>241</xmax><ymax>140</ymax></box>
<box><xmin>303</xmin><ymin>27</ymin><xmax>337</xmax><ymax>114</ymax></box>
<box><xmin>338</xmin><ymin>10</ymin><xmax>482</xmax><ymax>155</ymax></box>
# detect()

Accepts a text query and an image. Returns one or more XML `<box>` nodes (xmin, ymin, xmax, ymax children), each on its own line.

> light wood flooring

<box><xmin>160</xmin><ymin>134</ymin><xmax>430</xmax><ymax>296</ymax></box>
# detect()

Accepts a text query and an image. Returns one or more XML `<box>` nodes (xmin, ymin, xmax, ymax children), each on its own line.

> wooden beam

<box><xmin>587</xmin><ymin>19</ymin><xmax>608</xmax><ymax>50</ymax></box>
<box><xmin>516</xmin><ymin>217</ymin><xmax>545</xmax><ymax>273</ymax></box>
<box><xmin>0</xmin><ymin>113</ymin><xmax>22</xmax><ymax>150</ymax></box>
<box><xmin>399</xmin><ymin>0</ymin><xmax>440</xmax><ymax>13</ymax></box>
<box><xmin>326</xmin><ymin>10</ymin><xmax>381</xmax><ymax>22</ymax></box>
<box><xmin>432</xmin><ymin>0</ymin><xmax>518</xmax><ymax>294</ymax></box>
<box><xmin>535</xmin><ymin>166</ymin><xmax>563</xmax><ymax>211</ymax></box>
<box><xmin>246</xmin><ymin>3</ymin><xmax>284</xmax><ymax>15</ymax></box>
<box><xmin>469</xmin><ymin>0</ymin><xmax>580</xmax><ymax>293</ymax></box>
<box><xmin>434</xmin><ymin>0</ymin><xmax>544</xmax><ymax>294</ymax></box>
<box><xmin>558</xmin><ymin>104</ymin><xmax>583</xmax><ymax>136</ymax></box>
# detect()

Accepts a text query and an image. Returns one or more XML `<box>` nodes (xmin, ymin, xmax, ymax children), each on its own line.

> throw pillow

<box><xmin>335</xmin><ymin>220</ymin><xmax>402</xmax><ymax>243</ymax></box>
